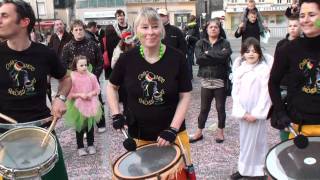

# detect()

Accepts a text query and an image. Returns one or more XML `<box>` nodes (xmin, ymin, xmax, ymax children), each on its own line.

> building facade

<box><xmin>126</xmin><ymin>0</ymin><xmax>196</xmax><ymax>28</ymax></box>
<box><xmin>22</xmin><ymin>0</ymin><xmax>55</xmax><ymax>33</ymax></box>
<box><xmin>74</xmin><ymin>0</ymin><xmax>126</xmax><ymax>26</ymax></box>
<box><xmin>224</xmin><ymin>0</ymin><xmax>291</xmax><ymax>37</ymax></box>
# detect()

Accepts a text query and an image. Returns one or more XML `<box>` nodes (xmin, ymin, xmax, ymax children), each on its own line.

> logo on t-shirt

<box><xmin>138</xmin><ymin>71</ymin><xmax>165</xmax><ymax>105</ymax></box>
<box><xmin>6</xmin><ymin>60</ymin><xmax>36</xmax><ymax>96</ymax></box>
<box><xmin>299</xmin><ymin>58</ymin><xmax>320</xmax><ymax>94</ymax></box>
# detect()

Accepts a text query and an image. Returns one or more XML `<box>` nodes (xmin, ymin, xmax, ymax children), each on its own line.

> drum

<box><xmin>113</xmin><ymin>143</ymin><xmax>187</xmax><ymax>180</ymax></box>
<box><xmin>265</xmin><ymin>137</ymin><xmax>320</xmax><ymax>180</ymax></box>
<box><xmin>0</xmin><ymin>126</ymin><xmax>58</xmax><ymax>179</ymax></box>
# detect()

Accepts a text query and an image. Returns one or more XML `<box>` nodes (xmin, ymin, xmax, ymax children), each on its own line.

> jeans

<box><xmin>198</xmin><ymin>87</ymin><xmax>226</xmax><ymax>129</ymax></box>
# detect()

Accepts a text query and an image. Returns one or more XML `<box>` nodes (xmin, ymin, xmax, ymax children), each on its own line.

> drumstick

<box><xmin>41</xmin><ymin>116</ymin><xmax>57</xmax><ymax>147</ymax></box>
<box><xmin>0</xmin><ymin>113</ymin><xmax>17</xmax><ymax>124</ymax></box>
<box><xmin>177</xmin><ymin>136</ymin><xmax>190</xmax><ymax>166</ymax></box>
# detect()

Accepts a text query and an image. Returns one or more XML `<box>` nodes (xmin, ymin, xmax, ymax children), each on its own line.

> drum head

<box><xmin>266</xmin><ymin>137</ymin><xmax>320</xmax><ymax>180</ymax></box>
<box><xmin>114</xmin><ymin>143</ymin><xmax>181</xmax><ymax>179</ymax></box>
<box><xmin>0</xmin><ymin>127</ymin><xmax>56</xmax><ymax>170</ymax></box>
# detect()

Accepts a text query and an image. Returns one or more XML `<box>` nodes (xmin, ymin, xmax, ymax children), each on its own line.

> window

<box><xmin>76</xmin><ymin>0</ymin><xmax>124</xmax><ymax>8</ymax></box>
<box><xmin>37</xmin><ymin>2</ymin><xmax>46</xmax><ymax>16</ymax></box>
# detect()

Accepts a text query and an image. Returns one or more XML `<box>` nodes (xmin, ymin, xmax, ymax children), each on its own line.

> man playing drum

<box><xmin>0</xmin><ymin>0</ymin><xmax>71</xmax><ymax>179</ymax></box>
<box><xmin>269</xmin><ymin>0</ymin><xmax>320</xmax><ymax>137</ymax></box>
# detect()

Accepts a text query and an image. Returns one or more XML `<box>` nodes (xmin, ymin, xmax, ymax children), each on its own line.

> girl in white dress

<box><xmin>230</xmin><ymin>37</ymin><xmax>272</xmax><ymax>179</ymax></box>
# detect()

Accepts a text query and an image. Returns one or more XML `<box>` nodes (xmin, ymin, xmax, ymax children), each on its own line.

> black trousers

<box><xmin>198</xmin><ymin>87</ymin><xmax>226</xmax><ymax>129</ymax></box>
<box><xmin>96</xmin><ymin>93</ymin><xmax>106</xmax><ymax>128</ymax></box>
<box><xmin>76</xmin><ymin>126</ymin><xmax>94</xmax><ymax>148</ymax></box>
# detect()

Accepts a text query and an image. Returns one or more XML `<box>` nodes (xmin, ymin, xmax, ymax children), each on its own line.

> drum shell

<box><xmin>113</xmin><ymin>143</ymin><xmax>187</xmax><ymax>180</ymax></box>
<box><xmin>0</xmin><ymin>126</ymin><xmax>58</xmax><ymax>179</ymax></box>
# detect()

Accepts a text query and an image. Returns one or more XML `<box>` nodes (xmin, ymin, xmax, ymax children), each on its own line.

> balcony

<box><xmin>126</xmin><ymin>0</ymin><xmax>193</xmax><ymax>3</ymax></box>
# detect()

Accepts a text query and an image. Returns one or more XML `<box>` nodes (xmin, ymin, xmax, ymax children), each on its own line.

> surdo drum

<box><xmin>113</xmin><ymin>143</ymin><xmax>187</xmax><ymax>180</ymax></box>
<box><xmin>0</xmin><ymin>127</ymin><xmax>58</xmax><ymax>179</ymax></box>
<box><xmin>265</xmin><ymin>137</ymin><xmax>320</xmax><ymax>180</ymax></box>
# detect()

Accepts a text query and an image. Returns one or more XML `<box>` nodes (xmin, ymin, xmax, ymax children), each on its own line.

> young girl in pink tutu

<box><xmin>65</xmin><ymin>55</ymin><xmax>102</xmax><ymax>156</ymax></box>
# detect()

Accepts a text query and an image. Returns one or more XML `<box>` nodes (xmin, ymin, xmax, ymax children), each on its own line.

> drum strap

<box><xmin>0</xmin><ymin>116</ymin><xmax>52</xmax><ymax>130</ymax></box>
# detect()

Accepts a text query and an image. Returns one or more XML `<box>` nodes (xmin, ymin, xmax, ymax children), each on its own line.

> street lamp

<box><xmin>35</xmin><ymin>0</ymin><xmax>41</xmax><ymax>34</ymax></box>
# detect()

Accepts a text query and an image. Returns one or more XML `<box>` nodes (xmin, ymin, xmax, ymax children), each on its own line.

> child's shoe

<box><xmin>87</xmin><ymin>146</ymin><xmax>96</xmax><ymax>155</ymax></box>
<box><xmin>78</xmin><ymin>148</ymin><xmax>88</xmax><ymax>156</ymax></box>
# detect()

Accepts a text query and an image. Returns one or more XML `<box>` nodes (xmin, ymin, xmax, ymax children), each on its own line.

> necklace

<box><xmin>139</xmin><ymin>43</ymin><xmax>165</xmax><ymax>61</ymax></box>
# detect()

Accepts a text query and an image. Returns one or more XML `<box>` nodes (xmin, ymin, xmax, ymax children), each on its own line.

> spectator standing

<box><xmin>285</xmin><ymin>0</ymin><xmax>300</xmax><ymax>18</ymax></box>
<box><xmin>189</xmin><ymin>18</ymin><xmax>232</xmax><ymax>144</ymax></box>
<box><xmin>185</xmin><ymin>15</ymin><xmax>200</xmax><ymax>80</ymax></box>
<box><xmin>235</xmin><ymin>9</ymin><xmax>261</xmax><ymax>42</ymax></box>
<box><xmin>158</xmin><ymin>8</ymin><xmax>187</xmax><ymax>56</ymax></box>
<box><xmin>240</xmin><ymin>0</ymin><xmax>266</xmax><ymax>39</ymax></box>
<box><xmin>48</xmin><ymin>19</ymin><xmax>72</xmax><ymax>59</ymax></box>
<box><xmin>47</xmin><ymin>19</ymin><xmax>72</xmax><ymax>103</ymax></box>
<box><xmin>104</xmin><ymin>9</ymin><xmax>133</xmax><ymax>79</ymax></box>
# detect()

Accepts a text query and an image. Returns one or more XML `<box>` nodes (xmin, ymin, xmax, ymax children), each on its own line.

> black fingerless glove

<box><xmin>159</xmin><ymin>127</ymin><xmax>178</xmax><ymax>143</ymax></box>
<box><xmin>112</xmin><ymin>114</ymin><xmax>125</xmax><ymax>130</ymax></box>
<box><xmin>277</xmin><ymin>111</ymin><xmax>291</xmax><ymax>128</ymax></box>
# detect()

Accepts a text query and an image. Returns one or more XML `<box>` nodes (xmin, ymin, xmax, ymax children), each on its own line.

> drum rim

<box><xmin>265</xmin><ymin>136</ymin><xmax>320</xmax><ymax>180</ymax></box>
<box><xmin>0</xmin><ymin>126</ymin><xmax>58</xmax><ymax>178</ymax></box>
<box><xmin>113</xmin><ymin>143</ymin><xmax>183</xmax><ymax>179</ymax></box>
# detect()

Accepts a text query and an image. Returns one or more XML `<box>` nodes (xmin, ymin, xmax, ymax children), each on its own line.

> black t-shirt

<box><xmin>0</xmin><ymin>41</ymin><xmax>66</xmax><ymax>123</ymax></box>
<box><xmin>109</xmin><ymin>46</ymin><xmax>192</xmax><ymax>140</ymax></box>
<box><xmin>269</xmin><ymin>35</ymin><xmax>320</xmax><ymax>125</ymax></box>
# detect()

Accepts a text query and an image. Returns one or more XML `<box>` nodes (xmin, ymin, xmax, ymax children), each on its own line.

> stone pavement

<box><xmin>53</xmin><ymin>37</ymin><xmax>284</xmax><ymax>180</ymax></box>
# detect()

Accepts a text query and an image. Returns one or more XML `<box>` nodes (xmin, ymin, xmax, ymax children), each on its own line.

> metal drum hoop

<box><xmin>0</xmin><ymin>126</ymin><xmax>58</xmax><ymax>179</ymax></box>
<box><xmin>113</xmin><ymin>143</ymin><xmax>183</xmax><ymax>180</ymax></box>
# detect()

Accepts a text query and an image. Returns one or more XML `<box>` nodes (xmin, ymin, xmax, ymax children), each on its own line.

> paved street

<box><xmin>53</xmin><ymin>37</ymin><xmax>283</xmax><ymax>180</ymax></box>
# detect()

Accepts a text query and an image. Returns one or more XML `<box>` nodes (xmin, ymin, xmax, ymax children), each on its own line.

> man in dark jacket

<box><xmin>185</xmin><ymin>15</ymin><xmax>200</xmax><ymax>80</ymax></box>
<box><xmin>158</xmin><ymin>8</ymin><xmax>187</xmax><ymax>56</ymax></box>
<box><xmin>48</xmin><ymin>19</ymin><xmax>72</xmax><ymax>59</ymax></box>
<box><xmin>235</xmin><ymin>9</ymin><xmax>261</xmax><ymax>42</ymax></box>
<box><xmin>85</xmin><ymin>21</ymin><xmax>103</xmax><ymax>53</ymax></box>
<box><xmin>47</xmin><ymin>19</ymin><xmax>72</xmax><ymax>103</ymax></box>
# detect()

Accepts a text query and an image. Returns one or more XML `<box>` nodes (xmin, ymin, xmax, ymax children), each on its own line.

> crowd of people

<box><xmin>0</xmin><ymin>0</ymin><xmax>319</xmax><ymax>179</ymax></box>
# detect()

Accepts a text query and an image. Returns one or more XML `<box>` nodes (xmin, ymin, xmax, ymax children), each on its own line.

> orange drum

<box><xmin>265</xmin><ymin>137</ymin><xmax>320</xmax><ymax>180</ymax></box>
<box><xmin>113</xmin><ymin>143</ymin><xmax>187</xmax><ymax>180</ymax></box>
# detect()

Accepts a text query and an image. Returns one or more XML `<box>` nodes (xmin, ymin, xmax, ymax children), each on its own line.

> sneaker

<box><xmin>230</xmin><ymin>171</ymin><xmax>243</xmax><ymax>180</ymax></box>
<box><xmin>78</xmin><ymin>148</ymin><xmax>88</xmax><ymax>156</ymax></box>
<box><xmin>98</xmin><ymin>127</ymin><xmax>106</xmax><ymax>133</ymax></box>
<box><xmin>87</xmin><ymin>146</ymin><xmax>96</xmax><ymax>155</ymax></box>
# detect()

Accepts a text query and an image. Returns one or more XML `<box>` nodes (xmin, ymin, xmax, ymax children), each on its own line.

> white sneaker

<box><xmin>78</xmin><ymin>148</ymin><xmax>88</xmax><ymax>156</ymax></box>
<box><xmin>87</xmin><ymin>146</ymin><xmax>96</xmax><ymax>155</ymax></box>
<box><xmin>98</xmin><ymin>127</ymin><xmax>106</xmax><ymax>133</ymax></box>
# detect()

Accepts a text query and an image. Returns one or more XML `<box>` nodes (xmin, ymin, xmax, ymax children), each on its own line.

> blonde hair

<box><xmin>133</xmin><ymin>7</ymin><xmax>165</xmax><ymax>39</ymax></box>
